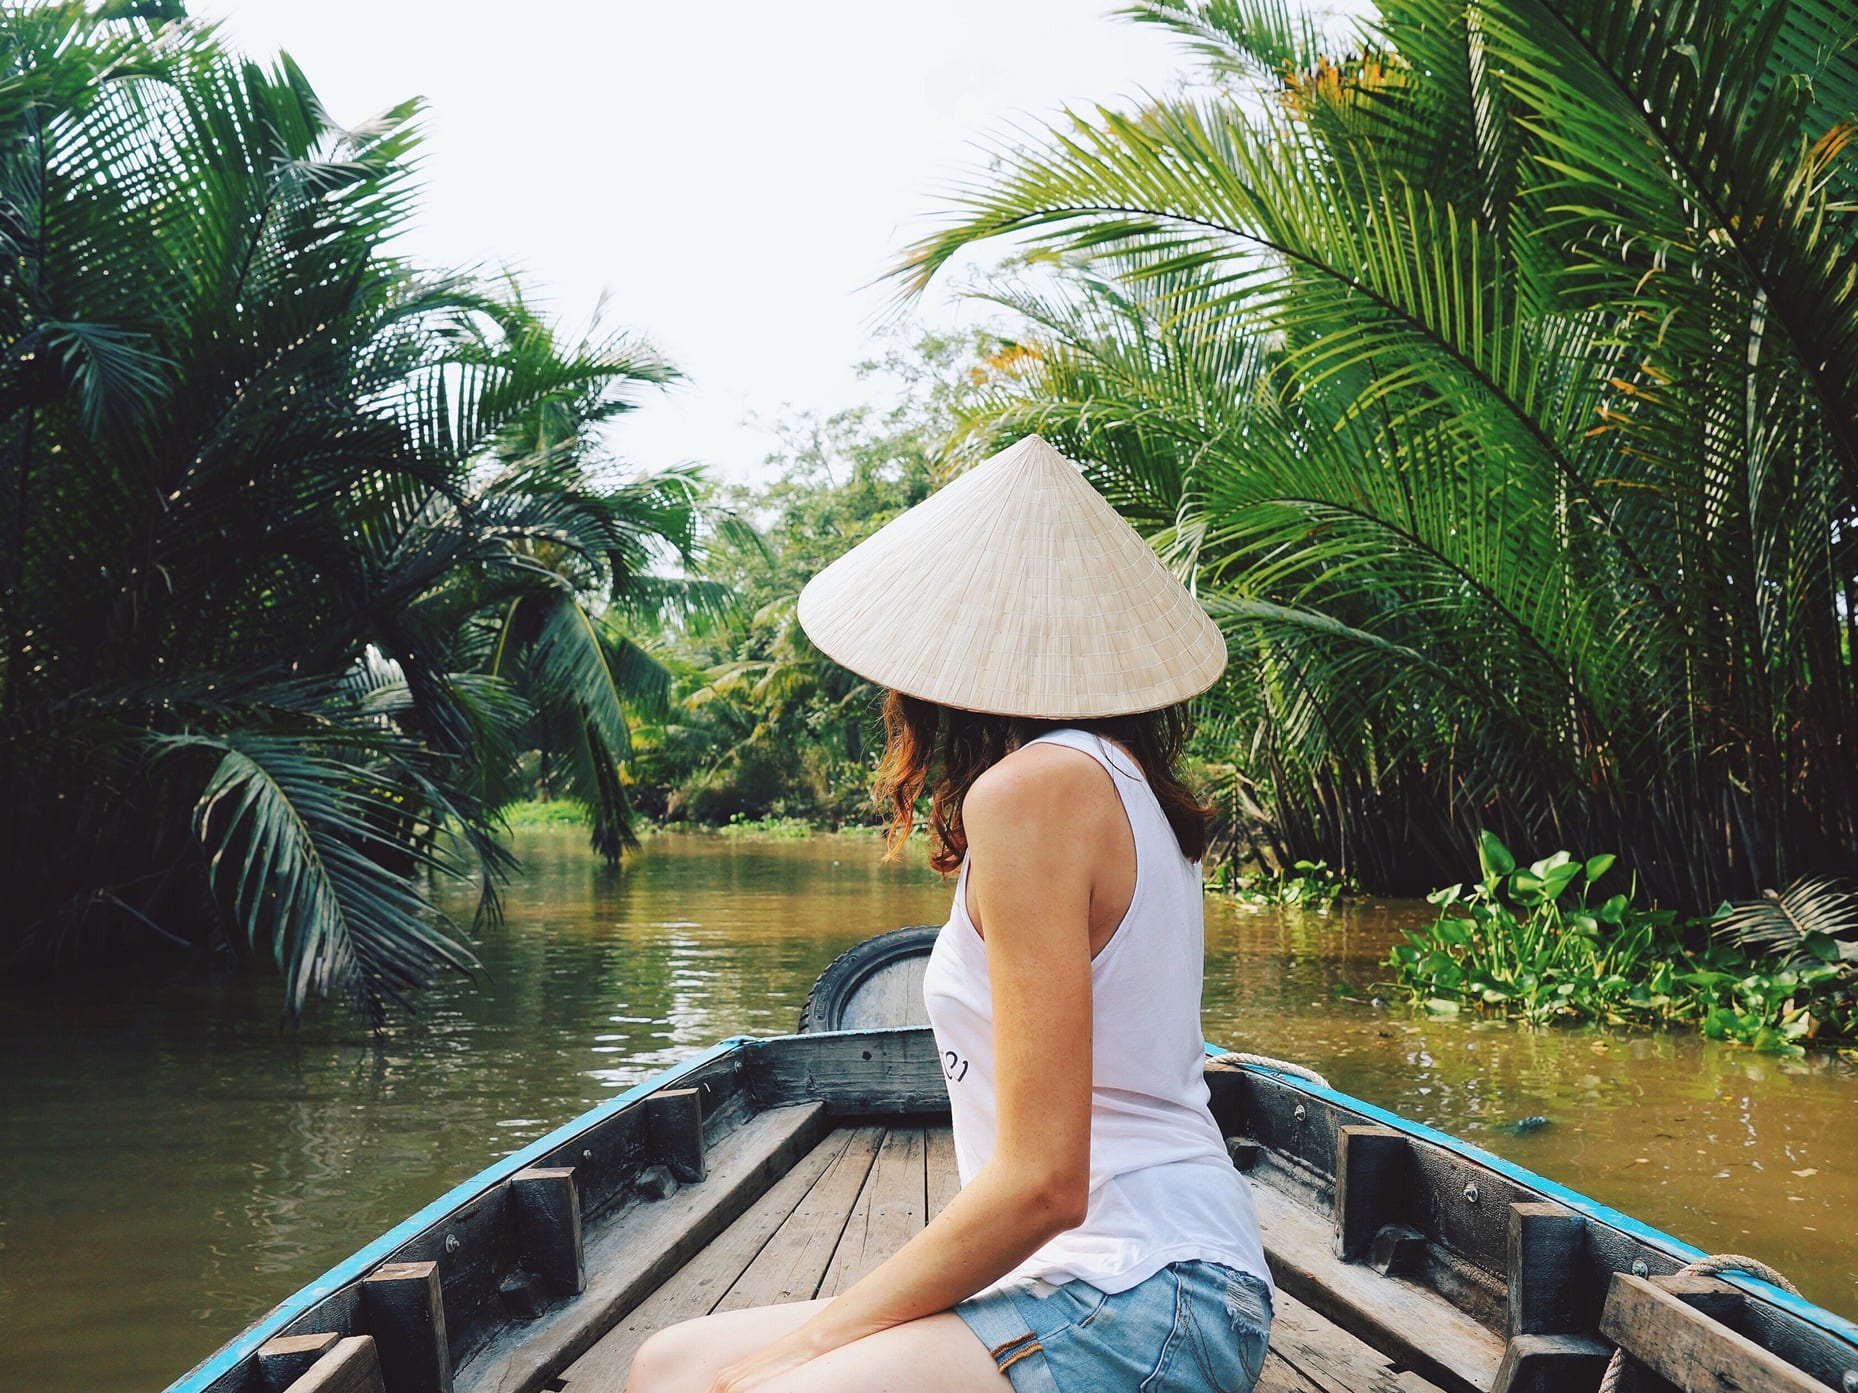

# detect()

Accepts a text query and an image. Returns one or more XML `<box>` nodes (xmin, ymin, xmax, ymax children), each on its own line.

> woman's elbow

<box><xmin>1024</xmin><ymin>1171</ymin><xmax>1091</xmax><ymax>1235</ymax></box>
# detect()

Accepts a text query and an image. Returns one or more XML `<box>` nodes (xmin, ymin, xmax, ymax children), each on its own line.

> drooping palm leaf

<box><xmin>1716</xmin><ymin>877</ymin><xmax>1858</xmax><ymax>964</ymax></box>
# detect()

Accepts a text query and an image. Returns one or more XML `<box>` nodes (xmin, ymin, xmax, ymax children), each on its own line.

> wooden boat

<box><xmin>169</xmin><ymin>926</ymin><xmax>1858</xmax><ymax>1393</ymax></box>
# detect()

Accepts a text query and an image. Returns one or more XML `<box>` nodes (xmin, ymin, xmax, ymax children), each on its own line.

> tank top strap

<box><xmin>1020</xmin><ymin>727</ymin><xmax>1178</xmax><ymax>877</ymax></box>
<box><xmin>1021</xmin><ymin>727</ymin><xmax>1151</xmax><ymax>798</ymax></box>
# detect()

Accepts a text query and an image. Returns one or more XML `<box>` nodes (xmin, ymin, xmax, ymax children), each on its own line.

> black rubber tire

<box><xmin>798</xmin><ymin>924</ymin><xmax>942</xmax><ymax>1033</ymax></box>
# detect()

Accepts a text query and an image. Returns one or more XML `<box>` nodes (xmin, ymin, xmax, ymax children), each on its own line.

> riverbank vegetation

<box><xmin>8</xmin><ymin>0</ymin><xmax>1856</xmax><ymax>1029</ymax></box>
<box><xmin>0</xmin><ymin>6</ymin><xmax>721</xmax><ymax>1021</ymax></box>
<box><xmin>897</xmin><ymin>0</ymin><xmax>1858</xmax><ymax>922</ymax></box>
<box><xmin>1387</xmin><ymin>834</ymin><xmax>1857</xmax><ymax>1052</ymax></box>
<box><xmin>614</xmin><ymin>335</ymin><xmax>992</xmax><ymax>831</ymax></box>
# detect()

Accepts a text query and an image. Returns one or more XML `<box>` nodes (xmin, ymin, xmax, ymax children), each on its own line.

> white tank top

<box><xmin>921</xmin><ymin>728</ymin><xmax>1273</xmax><ymax>1297</ymax></box>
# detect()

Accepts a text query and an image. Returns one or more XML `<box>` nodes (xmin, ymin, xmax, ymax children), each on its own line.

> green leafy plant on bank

<box><xmin>1210</xmin><ymin>858</ymin><xmax>1355</xmax><ymax>909</ymax></box>
<box><xmin>1386</xmin><ymin>833</ymin><xmax>1855</xmax><ymax>1054</ymax></box>
<box><xmin>497</xmin><ymin>800</ymin><xmax>599</xmax><ymax>829</ymax></box>
<box><xmin>715</xmin><ymin>813</ymin><xmax>816</xmax><ymax>840</ymax></box>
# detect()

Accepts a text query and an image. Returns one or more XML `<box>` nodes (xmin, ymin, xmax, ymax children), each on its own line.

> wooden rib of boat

<box><xmin>169</xmin><ymin>927</ymin><xmax>1858</xmax><ymax>1393</ymax></box>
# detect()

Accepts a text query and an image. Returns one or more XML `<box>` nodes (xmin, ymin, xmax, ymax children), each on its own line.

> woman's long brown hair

<box><xmin>872</xmin><ymin>690</ymin><xmax>1214</xmax><ymax>874</ymax></box>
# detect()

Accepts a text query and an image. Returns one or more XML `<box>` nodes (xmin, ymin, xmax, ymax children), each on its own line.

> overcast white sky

<box><xmin>195</xmin><ymin>2</ymin><xmax>1196</xmax><ymax>483</ymax></box>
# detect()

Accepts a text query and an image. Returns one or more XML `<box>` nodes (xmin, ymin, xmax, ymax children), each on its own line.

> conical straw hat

<box><xmin>796</xmin><ymin>434</ymin><xmax>1226</xmax><ymax>718</ymax></box>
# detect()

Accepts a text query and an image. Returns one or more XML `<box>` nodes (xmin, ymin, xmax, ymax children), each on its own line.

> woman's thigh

<box><xmin>624</xmin><ymin>1301</ymin><xmax>1009</xmax><ymax>1393</ymax></box>
<box><xmin>625</xmin><ymin>1299</ymin><xmax>827</xmax><ymax>1392</ymax></box>
<box><xmin>756</xmin><ymin>1311</ymin><xmax>1010</xmax><ymax>1393</ymax></box>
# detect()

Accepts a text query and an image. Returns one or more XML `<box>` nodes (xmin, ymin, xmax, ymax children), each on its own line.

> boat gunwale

<box><xmin>165</xmin><ymin>1029</ymin><xmax>1858</xmax><ymax>1393</ymax></box>
<box><xmin>163</xmin><ymin>1034</ymin><xmax>755</xmax><ymax>1393</ymax></box>
<box><xmin>1204</xmin><ymin>1043</ymin><xmax>1858</xmax><ymax>1349</ymax></box>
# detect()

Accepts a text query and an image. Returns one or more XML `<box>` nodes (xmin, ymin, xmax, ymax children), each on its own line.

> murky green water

<box><xmin>1</xmin><ymin>829</ymin><xmax>1852</xmax><ymax>1392</ymax></box>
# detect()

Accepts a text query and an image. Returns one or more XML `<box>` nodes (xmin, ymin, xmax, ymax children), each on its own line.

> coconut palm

<box><xmin>0</xmin><ymin>5</ymin><xmax>708</xmax><ymax>1021</ymax></box>
<box><xmin>901</xmin><ymin>0</ymin><xmax>1858</xmax><ymax>910</ymax></box>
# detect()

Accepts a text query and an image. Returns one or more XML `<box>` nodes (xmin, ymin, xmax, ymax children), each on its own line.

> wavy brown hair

<box><xmin>872</xmin><ymin>690</ymin><xmax>1214</xmax><ymax>874</ymax></box>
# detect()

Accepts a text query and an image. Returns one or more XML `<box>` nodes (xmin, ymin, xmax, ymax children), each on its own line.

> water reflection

<box><xmin>0</xmin><ymin>830</ymin><xmax>1851</xmax><ymax>1393</ymax></box>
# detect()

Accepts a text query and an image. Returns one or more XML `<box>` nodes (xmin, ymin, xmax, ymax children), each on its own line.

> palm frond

<box><xmin>1716</xmin><ymin>877</ymin><xmax>1858</xmax><ymax>964</ymax></box>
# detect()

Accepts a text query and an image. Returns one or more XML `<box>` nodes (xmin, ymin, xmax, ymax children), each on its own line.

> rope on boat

<box><xmin>1216</xmin><ymin>1052</ymin><xmax>1331</xmax><ymax>1089</ymax></box>
<box><xmin>1596</xmin><ymin>1253</ymin><xmax>1801</xmax><ymax>1393</ymax></box>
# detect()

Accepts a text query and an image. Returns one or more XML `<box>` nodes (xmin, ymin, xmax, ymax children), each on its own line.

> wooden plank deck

<box><xmin>560</xmin><ymin>1125</ymin><xmax>1443</xmax><ymax>1393</ymax></box>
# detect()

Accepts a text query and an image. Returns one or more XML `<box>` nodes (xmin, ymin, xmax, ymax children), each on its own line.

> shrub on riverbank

<box><xmin>1387</xmin><ymin>833</ymin><xmax>1856</xmax><ymax>1053</ymax></box>
<box><xmin>1210</xmin><ymin>859</ymin><xmax>1355</xmax><ymax>910</ymax></box>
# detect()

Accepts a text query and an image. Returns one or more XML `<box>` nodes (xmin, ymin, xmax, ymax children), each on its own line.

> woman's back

<box><xmin>922</xmin><ymin>727</ymin><xmax>1271</xmax><ymax>1297</ymax></box>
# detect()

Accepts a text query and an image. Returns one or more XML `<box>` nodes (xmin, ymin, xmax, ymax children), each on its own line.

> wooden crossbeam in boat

<box><xmin>743</xmin><ymin>1029</ymin><xmax>949</xmax><ymax>1115</ymax></box>
<box><xmin>646</xmin><ymin>1088</ymin><xmax>707</xmax><ymax>1183</ymax></box>
<box><xmin>1492</xmin><ymin>1201</ymin><xmax>1610</xmax><ymax>1393</ymax></box>
<box><xmin>1334</xmin><ymin>1126</ymin><xmax>1413</xmax><ymax>1262</ymax></box>
<box><xmin>1601</xmin><ymin>1272</ymin><xmax>1828</xmax><ymax>1393</ymax></box>
<box><xmin>1504</xmin><ymin>1201</ymin><xmax>1587</xmax><ymax>1337</ymax></box>
<box><xmin>257</xmin><ymin>1332</ymin><xmax>342</xmax><ymax>1390</ymax></box>
<box><xmin>284</xmin><ymin>1336</ymin><xmax>386</xmax><ymax>1393</ymax></box>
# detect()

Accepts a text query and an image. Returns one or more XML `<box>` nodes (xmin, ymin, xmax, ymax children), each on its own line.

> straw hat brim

<box><xmin>796</xmin><ymin>434</ymin><xmax>1226</xmax><ymax>719</ymax></box>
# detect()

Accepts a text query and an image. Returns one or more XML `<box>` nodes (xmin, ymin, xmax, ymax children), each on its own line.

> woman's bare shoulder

<box><xmin>965</xmin><ymin>741</ymin><xmax>1118</xmax><ymax>839</ymax></box>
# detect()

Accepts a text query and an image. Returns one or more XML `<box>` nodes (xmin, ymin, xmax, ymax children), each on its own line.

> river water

<box><xmin>1</xmin><ymin>829</ymin><xmax>1853</xmax><ymax>1392</ymax></box>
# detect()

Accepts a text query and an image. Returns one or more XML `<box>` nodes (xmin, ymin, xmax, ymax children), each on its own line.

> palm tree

<box><xmin>899</xmin><ymin>0</ymin><xmax>1858</xmax><ymax>911</ymax></box>
<box><xmin>0</xmin><ymin>5</ymin><xmax>711</xmax><ymax>1021</ymax></box>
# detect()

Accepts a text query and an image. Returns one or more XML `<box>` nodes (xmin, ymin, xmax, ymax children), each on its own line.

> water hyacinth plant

<box><xmin>1211</xmin><ymin>858</ymin><xmax>1356</xmax><ymax>909</ymax></box>
<box><xmin>1387</xmin><ymin>833</ymin><xmax>1855</xmax><ymax>1053</ymax></box>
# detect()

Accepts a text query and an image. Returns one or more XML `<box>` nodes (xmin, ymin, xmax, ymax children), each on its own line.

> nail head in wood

<box><xmin>257</xmin><ymin>1331</ymin><xmax>340</xmax><ymax>1390</ymax></box>
<box><xmin>285</xmin><ymin>1335</ymin><xmax>386</xmax><ymax>1393</ymax></box>
<box><xmin>1333</xmin><ymin>1125</ymin><xmax>1410</xmax><ymax>1262</ymax></box>
<box><xmin>646</xmin><ymin>1087</ymin><xmax>706</xmax><ymax>1183</ymax></box>
<box><xmin>362</xmin><ymin>1261</ymin><xmax>452</xmax><ymax>1393</ymax></box>
<box><xmin>1506</xmin><ymin>1201</ymin><xmax>1588</xmax><ymax>1338</ymax></box>
<box><xmin>510</xmin><ymin>1166</ymin><xmax>585</xmax><ymax>1296</ymax></box>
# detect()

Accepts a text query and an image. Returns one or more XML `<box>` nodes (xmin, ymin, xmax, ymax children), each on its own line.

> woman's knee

<box><xmin>625</xmin><ymin>1322</ymin><xmax>701</xmax><ymax>1393</ymax></box>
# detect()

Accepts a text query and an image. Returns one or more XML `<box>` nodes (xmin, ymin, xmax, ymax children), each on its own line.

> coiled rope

<box><xmin>1597</xmin><ymin>1253</ymin><xmax>1800</xmax><ymax>1393</ymax></box>
<box><xmin>1215</xmin><ymin>1052</ymin><xmax>1330</xmax><ymax>1089</ymax></box>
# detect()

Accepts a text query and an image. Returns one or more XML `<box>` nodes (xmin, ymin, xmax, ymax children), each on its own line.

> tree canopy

<box><xmin>900</xmin><ymin>0</ymin><xmax>1858</xmax><ymax>911</ymax></box>
<box><xmin>0</xmin><ymin>4</ymin><xmax>713</xmax><ymax>1021</ymax></box>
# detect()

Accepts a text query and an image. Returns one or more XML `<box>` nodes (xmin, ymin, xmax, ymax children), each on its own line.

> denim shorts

<box><xmin>953</xmin><ymin>1261</ymin><xmax>1273</xmax><ymax>1393</ymax></box>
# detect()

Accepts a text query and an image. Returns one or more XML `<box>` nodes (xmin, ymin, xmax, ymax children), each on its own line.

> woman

<box><xmin>626</xmin><ymin>435</ymin><xmax>1273</xmax><ymax>1393</ymax></box>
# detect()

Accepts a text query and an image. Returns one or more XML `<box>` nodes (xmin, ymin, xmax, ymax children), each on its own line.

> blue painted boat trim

<box><xmin>1205</xmin><ymin>1042</ymin><xmax>1858</xmax><ymax>1347</ymax></box>
<box><xmin>164</xmin><ymin>1036</ymin><xmax>754</xmax><ymax>1393</ymax></box>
